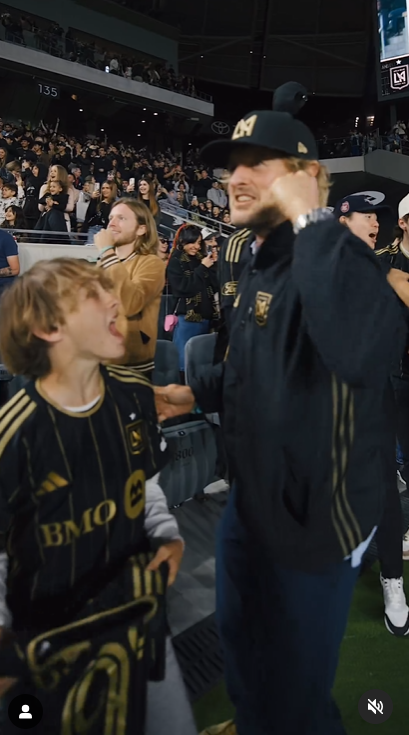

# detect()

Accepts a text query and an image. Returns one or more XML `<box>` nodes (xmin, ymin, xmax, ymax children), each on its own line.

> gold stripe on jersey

<box><xmin>341</xmin><ymin>389</ymin><xmax>363</xmax><ymax>544</ymax></box>
<box><xmin>225</xmin><ymin>229</ymin><xmax>251</xmax><ymax>264</ymax></box>
<box><xmin>232</xmin><ymin>230</ymin><xmax>252</xmax><ymax>264</ymax></box>
<box><xmin>0</xmin><ymin>388</ymin><xmax>28</xmax><ymax>422</ymax></box>
<box><xmin>0</xmin><ymin>398</ymin><xmax>37</xmax><ymax>458</ymax></box>
<box><xmin>37</xmin><ymin>472</ymin><xmax>69</xmax><ymax>497</ymax></box>
<box><xmin>331</xmin><ymin>376</ymin><xmax>362</xmax><ymax>556</ymax></box>
<box><xmin>375</xmin><ymin>242</ymin><xmax>400</xmax><ymax>256</ymax></box>
<box><xmin>46</xmin><ymin>405</ymin><xmax>74</xmax><ymax>482</ymax></box>
<box><xmin>88</xmin><ymin>418</ymin><xmax>111</xmax><ymax>567</ymax></box>
<box><xmin>0</xmin><ymin>392</ymin><xmax>32</xmax><ymax>437</ymax></box>
<box><xmin>106</xmin><ymin>365</ymin><xmax>152</xmax><ymax>389</ymax></box>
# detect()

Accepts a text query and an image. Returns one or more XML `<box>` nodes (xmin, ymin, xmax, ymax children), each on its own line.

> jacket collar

<box><xmin>252</xmin><ymin>221</ymin><xmax>294</xmax><ymax>270</ymax></box>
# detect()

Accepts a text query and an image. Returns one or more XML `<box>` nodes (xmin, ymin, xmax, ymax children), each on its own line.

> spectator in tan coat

<box><xmin>94</xmin><ymin>199</ymin><xmax>165</xmax><ymax>378</ymax></box>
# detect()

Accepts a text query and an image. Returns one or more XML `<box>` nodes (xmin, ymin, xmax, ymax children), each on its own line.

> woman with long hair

<box><xmin>23</xmin><ymin>163</ymin><xmax>47</xmax><ymax>229</ymax></box>
<box><xmin>167</xmin><ymin>224</ymin><xmax>219</xmax><ymax>378</ymax></box>
<box><xmin>137</xmin><ymin>178</ymin><xmax>161</xmax><ymax>226</ymax></box>
<box><xmin>0</xmin><ymin>146</ymin><xmax>8</xmax><ymax>169</ymax></box>
<box><xmin>94</xmin><ymin>199</ymin><xmax>165</xmax><ymax>378</ymax></box>
<box><xmin>1</xmin><ymin>205</ymin><xmax>27</xmax><ymax>241</ymax></box>
<box><xmin>82</xmin><ymin>180</ymin><xmax>118</xmax><ymax>243</ymax></box>
<box><xmin>39</xmin><ymin>165</ymin><xmax>75</xmax><ymax>232</ymax></box>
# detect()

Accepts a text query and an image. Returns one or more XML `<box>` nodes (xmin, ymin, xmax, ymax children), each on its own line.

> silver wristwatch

<box><xmin>293</xmin><ymin>208</ymin><xmax>334</xmax><ymax>235</ymax></box>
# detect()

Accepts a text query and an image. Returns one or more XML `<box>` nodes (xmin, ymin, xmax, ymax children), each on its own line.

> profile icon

<box><xmin>19</xmin><ymin>704</ymin><xmax>32</xmax><ymax>719</ymax></box>
<box><xmin>8</xmin><ymin>693</ymin><xmax>43</xmax><ymax>728</ymax></box>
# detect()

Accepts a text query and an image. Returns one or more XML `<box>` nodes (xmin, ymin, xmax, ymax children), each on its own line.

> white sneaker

<box><xmin>403</xmin><ymin>530</ymin><xmax>409</xmax><ymax>560</ymax></box>
<box><xmin>397</xmin><ymin>469</ymin><xmax>407</xmax><ymax>492</ymax></box>
<box><xmin>381</xmin><ymin>575</ymin><xmax>409</xmax><ymax>636</ymax></box>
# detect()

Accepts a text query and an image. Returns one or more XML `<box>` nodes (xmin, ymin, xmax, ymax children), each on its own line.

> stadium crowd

<box><xmin>0</xmin><ymin>6</ymin><xmax>198</xmax><ymax>98</ymax></box>
<box><xmin>0</xmin><ymin>118</ymin><xmax>232</xmax><ymax>241</ymax></box>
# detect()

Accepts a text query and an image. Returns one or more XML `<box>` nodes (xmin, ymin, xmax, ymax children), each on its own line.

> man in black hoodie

<box><xmin>155</xmin><ymin>84</ymin><xmax>408</xmax><ymax>735</ymax></box>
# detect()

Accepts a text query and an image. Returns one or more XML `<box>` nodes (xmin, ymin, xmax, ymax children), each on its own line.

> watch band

<box><xmin>293</xmin><ymin>208</ymin><xmax>334</xmax><ymax>235</ymax></box>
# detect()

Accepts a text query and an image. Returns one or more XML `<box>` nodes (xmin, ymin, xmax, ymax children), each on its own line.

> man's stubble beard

<box><xmin>231</xmin><ymin>204</ymin><xmax>286</xmax><ymax>236</ymax></box>
<box><xmin>112</xmin><ymin>233</ymin><xmax>138</xmax><ymax>249</ymax></box>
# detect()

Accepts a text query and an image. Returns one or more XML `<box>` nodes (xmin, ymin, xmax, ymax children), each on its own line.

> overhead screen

<box><xmin>377</xmin><ymin>0</ymin><xmax>409</xmax><ymax>100</ymax></box>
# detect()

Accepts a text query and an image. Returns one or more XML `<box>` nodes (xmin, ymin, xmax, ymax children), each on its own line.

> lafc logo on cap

<box><xmin>298</xmin><ymin>142</ymin><xmax>308</xmax><ymax>154</ymax></box>
<box><xmin>232</xmin><ymin>115</ymin><xmax>258</xmax><ymax>140</ymax></box>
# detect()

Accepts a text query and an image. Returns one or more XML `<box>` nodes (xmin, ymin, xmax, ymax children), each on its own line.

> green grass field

<box><xmin>194</xmin><ymin>562</ymin><xmax>409</xmax><ymax>734</ymax></box>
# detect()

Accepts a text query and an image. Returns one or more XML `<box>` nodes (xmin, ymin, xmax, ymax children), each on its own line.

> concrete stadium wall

<box><xmin>364</xmin><ymin>149</ymin><xmax>409</xmax><ymax>186</ymax></box>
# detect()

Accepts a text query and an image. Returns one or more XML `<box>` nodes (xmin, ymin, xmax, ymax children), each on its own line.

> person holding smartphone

<box><xmin>166</xmin><ymin>224</ymin><xmax>219</xmax><ymax>380</ymax></box>
<box><xmin>82</xmin><ymin>180</ymin><xmax>118</xmax><ymax>243</ymax></box>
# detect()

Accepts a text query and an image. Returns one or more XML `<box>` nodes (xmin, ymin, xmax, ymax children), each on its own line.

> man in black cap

<box><xmin>155</xmin><ymin>87</ymin><xmax>407</xmax><ymax>735</ymax></box>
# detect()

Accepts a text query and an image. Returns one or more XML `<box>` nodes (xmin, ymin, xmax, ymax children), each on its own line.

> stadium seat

<box><xmin>159</xmin><ymin>416</ymin><xmax>218</xmax><ymax>507</ymax></box>
<box><xmin>184</xmin><ymin>333</ymin><xmax>217</xmax><ymax>387</ymax></box>
<box><xmin>154</xmin><ymin>336</ymin><xmax>220</xmax><ymax>506</ymax></box>
<box><xmin>184</xmin><ymin>333</ymin><xmax>220</xmax><ymax>425</ymax></box>
<box><xmin>153</xmin><ymin>340</ymin><xmax>181</xmax><ymax>386</ymax></box>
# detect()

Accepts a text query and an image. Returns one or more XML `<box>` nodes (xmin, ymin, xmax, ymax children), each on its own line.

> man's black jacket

<box><xmin>191</xmin><ymin>218</ymin><xmax>406</xmax><ymax>572</ymax></box>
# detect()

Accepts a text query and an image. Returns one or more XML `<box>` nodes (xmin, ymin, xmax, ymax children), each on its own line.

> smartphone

<box><xmin>129</xmin><ymin>178</ymin><xmax>135</xmax><ymax>187</ymax></box>
<box><xmin>94</xmin><ymin>182</ymin><xmax>100</xmax><ymax>192</ymax></box>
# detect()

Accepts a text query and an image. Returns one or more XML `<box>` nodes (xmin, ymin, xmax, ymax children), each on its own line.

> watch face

<box><xmin>294</xmin><ymin>208</ymin><xmax>332</xmax><ymax>234</ymax></box>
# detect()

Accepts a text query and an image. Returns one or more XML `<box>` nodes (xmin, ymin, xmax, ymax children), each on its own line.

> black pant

<box><xmin>392</xmin><ymin>374</ymin><xmax>409</xmax><ymax>482</ymax></box>
<box><xmin>374</xmin><ymin>375</ymin><xmax>409</xmax><ymax>580</ymax></box>
<box><xmin>376</xmin><ymin>473</ymin><xmax>403</xmax><ymax>579</ymax></box>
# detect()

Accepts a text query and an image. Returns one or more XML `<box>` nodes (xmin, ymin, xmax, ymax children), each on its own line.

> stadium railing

<box><xmin>5</xmin><ymin>230</ymin><xmax>90</xmax><ymax>245</ymax></box>
<box><xmin>159</xmin><ymin>203</ymin><xmax>234</xmax><ymax>238</ymax></box>
<box><xmin>377</xmin><ymin>135</ymin><xmax>409</xmax><ymax>156</ymax></box>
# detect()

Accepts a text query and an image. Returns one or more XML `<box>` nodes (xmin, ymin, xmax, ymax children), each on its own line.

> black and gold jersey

<box><xmin>218</xmin><ymin>228</ymin><xmax>252</xmax><ymax>320</ymax></box>
<box><xmin>376</xmin><ymin>239</ymin><xmax>409</xmax><ymax>273</ymax></box>
<box><xmin>0</xmin><ymin>365</ymin><xmax>168</xmax><ymax>630</ymax></box>
<box><xmin>214</xmin><ymin>228</ymin><xmax>253</xmax><ymax>364</ymax></box>
<box><xmin>376</xmin><ymin>240</ymin><xmax>409</xmax><ymax>376</ymax></box>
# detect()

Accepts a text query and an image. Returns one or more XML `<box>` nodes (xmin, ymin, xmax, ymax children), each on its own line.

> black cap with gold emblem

<box><xmin>201</xmin><ymin>82</ymin><xmax>318</xmax><ymax>167</ymax></box>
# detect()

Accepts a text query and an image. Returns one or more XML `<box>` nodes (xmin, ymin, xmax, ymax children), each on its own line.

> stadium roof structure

<box><xmin>132</xmin><ymin>0</ymin><xmax>373</xmax><ymax>97</ymax></box>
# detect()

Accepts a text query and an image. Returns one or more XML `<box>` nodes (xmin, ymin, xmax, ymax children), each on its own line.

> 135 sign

<box><xmin>37</xmin><ymin>81</ymin><xmax>60</xmax><ymax>99</ymax></box>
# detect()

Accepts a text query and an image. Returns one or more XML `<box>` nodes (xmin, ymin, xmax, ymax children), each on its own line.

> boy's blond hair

<box><xmin>0</xmin><ymin>258</ymin><xmax>114</xmax><ymax>379</ymax></box>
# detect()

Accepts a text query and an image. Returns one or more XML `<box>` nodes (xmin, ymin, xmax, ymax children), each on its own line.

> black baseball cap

<box><xmin>333</xmin><ymin>195</ymin><xmax>389</xmax><ymax>219</ymax></box>
<box><xmin>201</xmin><ymin>82</ymin><xmax>318</xmax><ymax>167</ymax></box>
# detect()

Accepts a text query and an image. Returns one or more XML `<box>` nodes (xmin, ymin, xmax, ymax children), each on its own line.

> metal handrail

<box><xmin>3</xmin><ymin>228</ymin><xmax>90</xmax><ymax>244</ymax></box>
<box><xmin>159</xmin><ymin>201</ymin><xmax>233</xmax><ymax>236</ymax></box>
